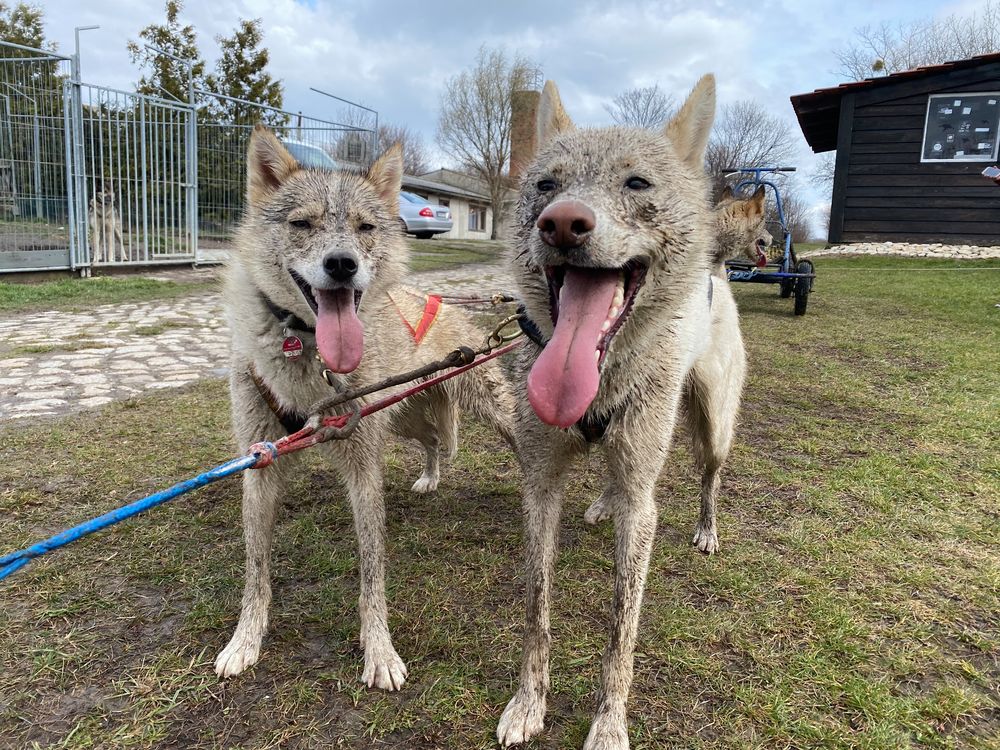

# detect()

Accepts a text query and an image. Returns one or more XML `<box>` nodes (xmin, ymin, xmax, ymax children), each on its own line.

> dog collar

<box><xmin>517</xmin><ymin>304</ymin><xmax>548</xmax><ymax>348</ymax></box>
<box><xmin>259</xmin><ymin>291</ymin><xmax>314</xmax><ymax>334</ymax></box>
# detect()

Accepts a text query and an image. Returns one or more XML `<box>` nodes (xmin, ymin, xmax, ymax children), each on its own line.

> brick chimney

<box><xmin>510</xmin><ymin>89</ymin><xmax>541</xmax><ymax>183</ymax></box>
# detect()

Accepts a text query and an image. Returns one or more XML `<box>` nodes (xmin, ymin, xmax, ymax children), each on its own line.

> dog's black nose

<box><xmin>537</xmin><ymin>200</ymin><xmax>596</xmax><ymax>250</ymax></box>
<box><xmin>323</xmin><ymin>252</ymin><xmax>358</xmax><ymax>282</ymax></box>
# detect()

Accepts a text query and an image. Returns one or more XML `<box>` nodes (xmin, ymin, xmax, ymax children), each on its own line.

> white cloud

<box><xmin>36</xmin><ymin>0</ymin><xmax>959</xmax><ymax>235</ymax></box>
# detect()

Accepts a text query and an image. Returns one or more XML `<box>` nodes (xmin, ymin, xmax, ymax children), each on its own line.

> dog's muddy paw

<box><xmin>215</xmin><ymin>633</ymin><xmax>262</xmax><ymax>678</ymax></box>
<box><xmin>410</xmin><ymin>475</ymin><xmax>439</xmax><ymax>494</ymax></box>
<box><xmin>583</xmin><ymin>713</ymin><xmax>629</xmax><ymax>750</ymax></box>
<box><xmin>497</xmin><ymin>690</ymin><xmax>546</xmax><ymax>747</ymax></box>
<box><xmin>692</xmin><ymin>525</ymin><xmax>720</xmax><ymax>555</ymax></box>
<box><xmin>584</xmin><ymin>494</ymin><xmax>613</xmax><ymax>525</ymax></box>
<box><xmin>362</xmin><ymin>643</ymin><xmax>408</xmax><ymax>691</ymax></box>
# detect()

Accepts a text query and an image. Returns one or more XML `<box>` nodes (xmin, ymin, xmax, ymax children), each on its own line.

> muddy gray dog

<box><xmin>497</xmin><ymin>75</ymin><xmax>747</xmax><ymax>749</ymax></box>
<box><xmin>712</xmin><ymin>184</ymin><xmax>772</xmax><ymax>267</ymax></box>
<box><xmin>216</xmin><ymin>126</ymin><xmax>516</xmax><ymax>690</ymax></box>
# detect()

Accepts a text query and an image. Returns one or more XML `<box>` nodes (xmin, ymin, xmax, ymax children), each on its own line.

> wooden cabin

<box><xmin>791</xmin><ymin>53</ymin><xmax>1000</xmax><ymax>245</ymax></box>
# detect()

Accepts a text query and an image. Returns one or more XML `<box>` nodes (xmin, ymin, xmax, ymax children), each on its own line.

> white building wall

<box><xmin>411</xmin><ymin>191</ymin><xmax>494</xmax><ymax>239</ymax></box>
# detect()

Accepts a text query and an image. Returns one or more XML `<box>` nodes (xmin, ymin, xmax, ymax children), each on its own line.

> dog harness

<box><xmin>251</xmin><ymin>289</ymin><xmax>445</xmax><ymax>435</ymax></box>
<box><xmin>248</xmin><ymin>364</ymin><xmax>309</xmax><ymax>435</ymax></box>
<box><xmin>386</xmin><ymin>290</ymin><xmax>443</xmax><ymax>345</ymax></box>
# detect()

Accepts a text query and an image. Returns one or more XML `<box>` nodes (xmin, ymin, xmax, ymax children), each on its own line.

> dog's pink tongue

<box><xmin>528</xmin><ymin>268</ymin><xmax>619</xmax><ymax>428</ymax></box>
<box><xmin>314</xmin><ymin>289</ymin><xmax>364</xmax><ymax>373</ymax></box>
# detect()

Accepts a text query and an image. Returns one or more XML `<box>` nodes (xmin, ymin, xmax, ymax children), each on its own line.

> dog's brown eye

<box><xmin>289</xmin><ymin>219</ymin><xmax>311</xmax><ymax>230</ymax></box>
<box><xmin>625</xmin><ymin>177</ymin><xmax>651</xmax><ymax>191</ymax></box>
<box><xmin>537</xmin><ymin>178</ymin><xmax>557</xmax><ymax>193</ymax></box>
<box><xmin>358</xmin><ymin>223</ymin><xmax>376</xmax><ymax>232</ymax></box>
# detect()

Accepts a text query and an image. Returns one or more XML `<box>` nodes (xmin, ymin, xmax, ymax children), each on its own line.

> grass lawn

<box><xmin>0</xmin><ymin>256</ymin><xmax>997</xmax><ymax>749</ymax></box>
<box><xmin>0</xmin><ymin>276</ymin><xmax>218</xmax><ymax>314</ymax></box>
<box><xmin>406</xmin><ymin>237</ymin><xmax>504</xmax><ymax>272</ymax></box>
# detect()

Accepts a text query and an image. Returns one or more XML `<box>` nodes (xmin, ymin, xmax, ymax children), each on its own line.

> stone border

<box><xmin>803</xmin><ymin>242</ymin><xmax>1000</xmax><ymax>260</ymax></box>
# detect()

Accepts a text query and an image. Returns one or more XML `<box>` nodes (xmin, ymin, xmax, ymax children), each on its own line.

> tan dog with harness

<box><xmin>217</xmin><ymin>126</ymin><xmax>516</xmax><ymax>690</ymax></box>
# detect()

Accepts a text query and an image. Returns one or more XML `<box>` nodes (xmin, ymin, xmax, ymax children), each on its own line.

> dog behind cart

<box><xmin>723</xmin><ymin>166</ymin><xmax>816</xmax><ymax>316</ymax></box>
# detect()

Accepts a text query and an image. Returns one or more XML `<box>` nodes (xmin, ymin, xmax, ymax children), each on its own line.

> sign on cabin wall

<box><xmin>921</xmin><ymin>92</ymin><xmax>1000</xmax><ymax>162</ymax></box>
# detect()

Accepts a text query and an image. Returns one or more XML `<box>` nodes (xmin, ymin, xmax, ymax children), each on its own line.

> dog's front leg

<box><xmin>337</xmin><ymin>423</ymin><xmax>408</xmax><ymax>691</ymax></box>
<box><xmin>584</xmin><ymin>418</ymin><xmax>673</xmax><ymax>750</ymax></box>
<box><xmin>498</xmin><ymin>426</ymin><xmax>575</xmax><ymax>747</ymax></box>
<box><xmin>216</xmin><ymin>465</ymin><xmax>287</xmax><ymax>678</ymax></box>
<box><xmin>216</xmin><ymin>370</ymin><xmax>297</xmax><ymax>679</ymax></box>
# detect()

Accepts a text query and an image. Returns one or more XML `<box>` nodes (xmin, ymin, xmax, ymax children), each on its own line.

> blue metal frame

<box><xmin>723</xmin><ymin>166</ymin><xmax>813</xmax><ymax>285</ymax></box>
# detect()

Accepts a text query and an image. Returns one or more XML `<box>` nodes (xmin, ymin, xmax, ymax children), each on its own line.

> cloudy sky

<box><xmin>39</xmin><ymin>0</ymin><xmax>982</xmax><ymax>235</ymax></box>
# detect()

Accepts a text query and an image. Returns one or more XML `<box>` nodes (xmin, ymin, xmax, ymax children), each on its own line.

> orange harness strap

<box><xmin>388</xmin><ymin>292</ymin><xmax>442</xmax><ymax>345</ymax></box>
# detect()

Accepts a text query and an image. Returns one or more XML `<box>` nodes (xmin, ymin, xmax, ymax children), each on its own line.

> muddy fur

<box><xmin>216</xmin><ymin>126</ymin><xmax>515</xmax><ymax>690</ymax></box>
<box><xmin>497</xmin><ymin>77</ymin><xmax>747</xmax><ymax>749</ymax></box>
<box><xmin>712</xmin><ymin>185</ymin><xmax>771</xmax><ymax>266</ymax></box>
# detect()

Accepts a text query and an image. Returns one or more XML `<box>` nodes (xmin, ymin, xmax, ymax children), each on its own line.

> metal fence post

<box><xmin>31</xmin><ymin>113</ymin><xmax>41</xmax><ymax>219</ymax></box>
<box><xmin>63</xmin><ymin>79</ymin><xmax>77</xmax><ymax>271</ymax></box>
<box><xmin>139</xmin><ymin>96</ymin><xmax>149</xmax><ymax>262</ymax></box>
<box><xmin>69</xmin><ymin>46</ymin><xmax>89</xmax><ymax>273</ymax></box>
<box><xmin>71</xmin><ymin>26</ymin><xmax>97</xmax><ymax>274</ymax></box>
<box><xmin>189</xmin><ymin>84</ymin><xmax>199</xmax><ymax>262</ymax></box>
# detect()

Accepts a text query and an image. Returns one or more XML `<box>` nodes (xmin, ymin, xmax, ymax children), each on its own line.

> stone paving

<box><xmin>0</xmin><ymin>262</ymin><xmax>515</xmax><ymax>422</ymax></box>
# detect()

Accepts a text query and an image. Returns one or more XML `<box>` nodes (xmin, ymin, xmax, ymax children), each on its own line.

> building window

<box><xmin>921</xmin><ymin>93</ymin><xmax>1000</xmax><ymax>162</ymax></box>
<box><xmin>438</xmin><ymin>199</ymin><xmax>449</xmax><ymax>207</ymax></box>
<box><xmin>468</xmin><ymin>206</ymin><xmax>487</xmax><ymax>232</ymax></box>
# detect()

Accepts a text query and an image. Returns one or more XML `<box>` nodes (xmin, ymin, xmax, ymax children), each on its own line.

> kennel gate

<box><xmin>0</xmin><ymin>39</ymin><xmax>374</xmax><ymax>274</ymax></box>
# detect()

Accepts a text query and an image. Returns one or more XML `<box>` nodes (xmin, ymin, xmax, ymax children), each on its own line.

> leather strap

<box><xmin>248</xmin><ymin>365</ymin><xmax>308</xmax><ymax>435</ymax></box>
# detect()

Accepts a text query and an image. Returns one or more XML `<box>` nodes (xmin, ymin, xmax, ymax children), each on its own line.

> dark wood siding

<box><xmin>833</xmin><ymin>61</ymin><xmax>1000</xmax><ymax>246</ymax></box>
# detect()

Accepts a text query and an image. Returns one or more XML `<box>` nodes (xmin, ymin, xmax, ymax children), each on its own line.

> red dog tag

<box><xmin>282</xmin><ymin>336</ymin><xmax>303</xmax><ymax>359</ymax></box>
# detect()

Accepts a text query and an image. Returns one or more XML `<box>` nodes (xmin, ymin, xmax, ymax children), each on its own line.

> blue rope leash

<box><xmin>0</xmin><ymin>449</ymin><xmax>272</xmax><ymax>582</ymax></box>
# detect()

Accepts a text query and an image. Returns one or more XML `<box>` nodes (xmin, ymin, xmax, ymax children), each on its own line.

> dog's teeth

<box><xmin>613</xmin><ymin>273</ymin><xmax>625</xmax><ymax>308</ymax></box>
<box><xmin>594</xmin><ymin>350</ymin><xmax>600</xmax><ymax>362</ymax></box>
<box><xmin>601</xmin><ymin>319</ymin><xmax>611</xmax><ymax>332</ymax></box>
<box><xmin>610</xmin><ymin>306</ymin><xmax>620</xmax><ymax>318</ymax></box>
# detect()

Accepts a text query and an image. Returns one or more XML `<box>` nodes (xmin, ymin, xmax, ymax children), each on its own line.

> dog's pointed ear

<box><xmin>748</xmin><ymin>185</ymin><xmax>766</xmax><ymax>217</ymax></box>
<box><xmin>665</xmin><ymin>74</ymin><xmax>716</xmax><ymax>170</ymax></box>
<box><xmin>368</xmin><ymin>143</ymin><xmax>403</xmax><ymax>210</ymax></box>
<box><xmin>537</xmin><ymin>80</ymin><xmax>574</xmax><ymax>147</ymax></box>
<box><xmin>719</xmin><ymin>185</ymin><xmax>733</xmax><ymax>201</ymax></box>
<box><xmin>248</xmin><ymin>125</ymin><xmax>300</xmax><ymax>205</ymax></box>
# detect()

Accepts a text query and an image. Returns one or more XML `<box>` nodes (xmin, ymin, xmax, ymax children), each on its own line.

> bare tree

<box><xmin>775</xmin><ymin>186</ymin><xmax>813</xmax><ymax>244</ymax></box>
<box><xmin>835</xmin><ymin>1</ymin><xmax>1000</xmax><ymax>80</ymax></box>
<box><xmin>706</xmin><ymin>100</ymin><xmax>797</xmax><ymax>198</ymax></box>
<box><xmin>324</xmin><ymin>105</ymin><xmax>378</xmax><ymax>167</ymax></box>
<box><xmin>377</xmin><ymin>123</ymin><xmax>428</xmax><ymax>175</ymax></box>
<box><xmin>809</xmin><ymin>152</ymin><xmax>836</xmax><ymax>193</ymax></box>
<box><xmin>604</xmin><ymin>84</ymin><xmax>676</xmax><ymax>129</ymax></box>
<box><xmin>329</xmin><ymin>106</ymin><xmax>429</xmax><ymax>174</ymax></box>
<box><xmin>436</xmin><ymin>45</ymin><xmax>540</xmax><ymax>239</ymax></box>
